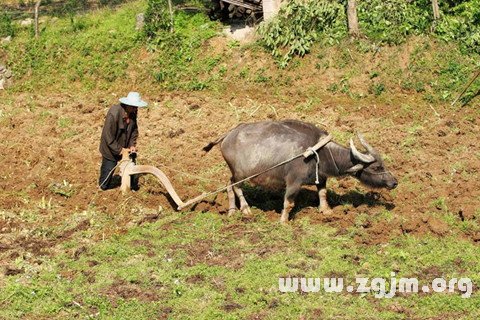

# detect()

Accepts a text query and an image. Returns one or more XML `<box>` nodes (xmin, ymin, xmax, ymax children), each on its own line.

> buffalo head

<box><xmin>347</xmin><ymin>134</ymin><xmax>398</xmax><ymax>190</ymax></box>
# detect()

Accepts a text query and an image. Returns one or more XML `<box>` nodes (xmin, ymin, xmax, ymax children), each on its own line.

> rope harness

<box><xmin>307</xmin><ymin>148</ymin><xmax>321</xmax><ymax>184</ymax></box>
<box><xmin>327</xmin><ymin>146</ymin><xmax>340</xmax><ymax>176</ymax></box>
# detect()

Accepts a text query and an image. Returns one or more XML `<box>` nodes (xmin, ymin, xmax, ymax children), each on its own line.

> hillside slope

<box><xmin>0</xmin><ymin>1</ymin><xmax>479</xmax><ymax>318</ymax></box>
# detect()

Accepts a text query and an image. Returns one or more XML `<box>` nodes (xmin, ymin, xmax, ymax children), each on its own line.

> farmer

<box><xmin>98</xmin><ymin>91</ymin><xmax>148</xmax><ymax>190</ymax></box>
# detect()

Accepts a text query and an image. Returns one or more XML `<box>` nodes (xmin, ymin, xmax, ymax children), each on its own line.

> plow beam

<box><xmin>120</xmin><ymin>163</ymin><xmax>187</xmax><ymax>209</ymax></box>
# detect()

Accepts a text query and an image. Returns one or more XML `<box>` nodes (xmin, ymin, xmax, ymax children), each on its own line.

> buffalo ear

<box><xmin>346</xmin><ymin>164</ymin><xmax>364</xmax><ymax>173</ymax></box>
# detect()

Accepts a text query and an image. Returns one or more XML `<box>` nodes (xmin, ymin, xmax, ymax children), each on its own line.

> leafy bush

<box><xmin>0</xmin><ymin>12</ymin><xmax>15</xmax><ymax>38</ymax></box>
<box><xmin>257</xmin><ymin>0</ymin><xmax>347</xmax><ymax>68</ymax></box>
<box><xmin>435</xmin><ymin>0</ymin><xmax>480</xmax><ymax>53</ymax></box>
<box><xmin>357</xmin><ymin>0</ymin><xmax>431</xmax><ymax>44</ymax></box>
<box><xmin>143</xmin><ymin>0</ymin><xmax>173</xmax><ymax>39</ymax></box>
<box><xmin>258</xmin><ymin>0</ymin><xmax>479</xmax><ymax>64</ymax></box>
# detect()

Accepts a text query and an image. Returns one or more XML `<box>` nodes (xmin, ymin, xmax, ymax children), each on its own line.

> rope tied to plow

<box><xmin>99</xmin><ymin>159</ymin><xmax>130</xmax><ymax>189</ymax></box>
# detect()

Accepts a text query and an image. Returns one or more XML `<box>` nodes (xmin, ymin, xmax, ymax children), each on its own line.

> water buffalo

<box><xmin>203</xmin><ymin>120</ymin><xmax>397</xmax><ymax>223</ymax></box>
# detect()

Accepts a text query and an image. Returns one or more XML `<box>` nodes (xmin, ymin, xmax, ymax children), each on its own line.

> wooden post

<box><xmin>432</xmin><ymin>0</ymin><xmax>440</xmax><ymax>20</ymax></box>
<box><xmin>34</xmin><ymin>0</ymin><xmax>42</xmax><ymax>38</ymax></box>
<box><xmin>167</xmin><ymin>0</ymin><xmax>174</xmax><ymax>32</ymax></box>
<box><xmin>347</xmin><ymin>0</ymin><xmax>359</xmax><ymax>37</ymax></box>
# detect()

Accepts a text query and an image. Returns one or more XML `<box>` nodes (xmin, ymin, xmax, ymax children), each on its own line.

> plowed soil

<box><xmin>1</xmin><ymin>37</ymin><xmax>479</xmax><ymax>268</ymax></box>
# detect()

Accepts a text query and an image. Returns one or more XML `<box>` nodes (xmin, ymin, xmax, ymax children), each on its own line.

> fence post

<box><xmin>34</xmin><ymin>0</ymin><xmax>42</xmax><ymax>38</ymax></box>
<box><xmin>431</xmin><ymin>0</ymin><xmax>440</xmax><ymax>20</ymax></box>
<box><xmin>167</xmin><ymin>0</ymin><xmax>174</xmax><ymax>32</ymax></box>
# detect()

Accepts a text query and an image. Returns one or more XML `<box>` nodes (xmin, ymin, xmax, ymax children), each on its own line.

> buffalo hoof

<box><xmin>319</xmin><ymin>207</ymin><xmax>333</xmax><ymax>215</ymax></box>
<box><xmin>241</xmin><ymin>206</ymin><xmax>252</xmax><ymax>216</ymax></box>
<box><xmin>279</xmin><ymin>215</ymin><xmax>289</xmax><ymax>224</ymax></box>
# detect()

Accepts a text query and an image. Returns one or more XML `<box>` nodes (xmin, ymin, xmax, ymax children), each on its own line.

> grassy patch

<box><xmin>1</xmin><ymin>211</ymin><xmax>479</xmax><ymax>319</ymax></box>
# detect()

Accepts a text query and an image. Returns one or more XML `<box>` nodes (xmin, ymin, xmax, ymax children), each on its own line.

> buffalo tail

<box><xmin>202</xmin><ymin>133</ymin><xmax>227</xmax><ymax>152</ymax></box>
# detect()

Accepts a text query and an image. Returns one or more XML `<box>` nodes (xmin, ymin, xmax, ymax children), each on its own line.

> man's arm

<box><xmin>129</xmin><ymin>122</ymin><xmax>139</xmax><ymax>151</ymax></box>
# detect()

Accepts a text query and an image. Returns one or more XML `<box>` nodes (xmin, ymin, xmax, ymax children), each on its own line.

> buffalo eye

<box><xmin>367</xmin><ymin>165</ymin><xmax>382</xmax><ymax>173</ymax></box>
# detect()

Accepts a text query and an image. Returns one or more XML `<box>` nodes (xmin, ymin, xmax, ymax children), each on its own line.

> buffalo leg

<box><xmin>317</xmin><ymin>179</ymin><xmax>333</xmax><ymax>215</ymax></box>
<box><xmin>227</xmin><ymin>180</ymin><xmax>236</xmax><ymax>216</ymax></box>
<box><xmin>233</xmin><ymin>185</ymin><xmax>252</xmax><ymax>215</ymax></box>
<box><xmin>280</xmin><ymin>182</ymin><xmax>301</xmax><ymax>223</ymax></box>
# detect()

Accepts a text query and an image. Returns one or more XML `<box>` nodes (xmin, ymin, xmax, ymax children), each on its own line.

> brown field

<box><xmin>1</xmin><ymin>34</ymin><xmax>479</xmax><ymax>269</ymax></box>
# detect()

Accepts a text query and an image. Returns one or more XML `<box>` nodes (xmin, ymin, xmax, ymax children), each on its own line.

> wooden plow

<box><xmin>118</xmin><ymin>156</ymin><xmax>207</xmax><ymax>210</ymax></box>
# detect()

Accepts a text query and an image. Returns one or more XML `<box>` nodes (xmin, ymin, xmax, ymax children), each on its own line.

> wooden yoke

<box><xmin>302</xmin><ymin>134</ymin><xmax>332</xmax><ymax>158</ymax></box>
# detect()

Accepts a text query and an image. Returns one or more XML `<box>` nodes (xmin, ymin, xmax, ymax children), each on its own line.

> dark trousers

<box><xmin>98</xmin><ymin>157</ymin><xmax>139</xmax><ymax>191</ymax></box>
<box><xmin>99</xmin><ymin>157</ymin><xmax>118</xmax><ymax>190</ymax></box>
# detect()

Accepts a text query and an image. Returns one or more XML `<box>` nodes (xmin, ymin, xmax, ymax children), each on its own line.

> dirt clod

<box><xmin>427</xmin><ymin>218</ymin><xmax>449</xmax><ymax>236</ymax></box>
<box><xmin>4</xmin><ymin>266</ymin><xmax>24</xmax><ymax>276</ymax></box>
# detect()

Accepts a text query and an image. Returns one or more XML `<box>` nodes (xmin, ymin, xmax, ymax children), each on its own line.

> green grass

<box><xmin>1</xmin><ymin>211</ymin><xmax>479</xmax><ymax>319</ymax></box>
<box><xmin>4</xmin><ymin>1</ymin><xmax>144</xmax><ymax>92</ymax></box>
<box><xmin>3</xmin><ymin>1</ymin><xmax>220</xmax><ymax>93</ymax></box>
<box><xmin>2</xmin><ymin>1</ymin><xmax>479</xmax><ymax>102</ymax></box>
<box><xmin>147</xmin><ymin>10</ymin><xmax>221</xmax><ymax>90</ymax></box>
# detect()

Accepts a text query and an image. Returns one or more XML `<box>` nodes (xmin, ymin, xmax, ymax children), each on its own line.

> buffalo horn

<box><xmin>357</xmin><ymin>133</ymin><xmax>376</xmax><ymax>155</ymax></box>
<box><xmin>350</xmin><ymin>138</ymin><xmax>375</xmax><ymax>163</ymax></box>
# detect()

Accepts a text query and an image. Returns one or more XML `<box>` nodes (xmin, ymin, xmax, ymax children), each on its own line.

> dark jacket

<box><xmin>99</xmin><ymin>104</ymin><xmax>139</xmax><ymax>161</ymax></box>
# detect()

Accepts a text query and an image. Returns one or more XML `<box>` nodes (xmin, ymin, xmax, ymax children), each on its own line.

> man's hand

<box><xmin>129</xmin><ymin>146</ymin><xmax>137</xmax><ymax>153</ymax></box>
<box><xmin>121</xmin><ymin>148</ymin><xmax>130</xmax><ymax>159</ymax></box>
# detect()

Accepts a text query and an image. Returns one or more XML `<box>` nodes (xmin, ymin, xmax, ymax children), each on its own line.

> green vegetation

<box><xmin>0</xmin><ymin>12</ymin><xmax>15</xmax><ymax>37</ymax></box>
<box><xmin>4</xmin><ymin>1</ymin><xmax>144</xmax><ymax>91</ymax></box>
<box><xmin>0</xmin><ymin>2</ymin><xmax>479</xmax><ymax>318</ymax></box>
<box><xmin>2</xmin><ymin>0</ymin><xmax>478</xmax><ymax>99</ymax></box>
<box><xmin>147</xmin><ymin>11</ymin><xmax>220</xmax><ymax>90</ymax></box>
<box><xmin>258</xmin><ymin>0</ymin><xmax>480</xmax><ymax>65</ymax></box>
<box><xmin>143</xmin><ymin>0</ymin><xmax>174</xmax><ymax>37</ymax></box>
<box><xmin>436</xmin><ymin>0</ymin><xmax>480</xmax><ymax>53</ymax></box>
<box><xmin>357</xmin><ymin>0</ymin><xmax>431</xmax><ymax>45</ymax></box>
<box><xmin>257</xmin><ymin>0</ymin><xmax>346</xmax><ymax>68</ymax></box>
<box><xmin>1</xmin><ymin>211</ymin><xmax>479</xmax><ymax>319</ymax></box>
<box><xmin>142</xmin><ymin>0</ymin><xmax>222</xmax><ymax>90</ymax></box>
<box><xmin>2</xmin><ymin>0</ymin><xmax>220</xmax><ymax>91</ymax></box>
